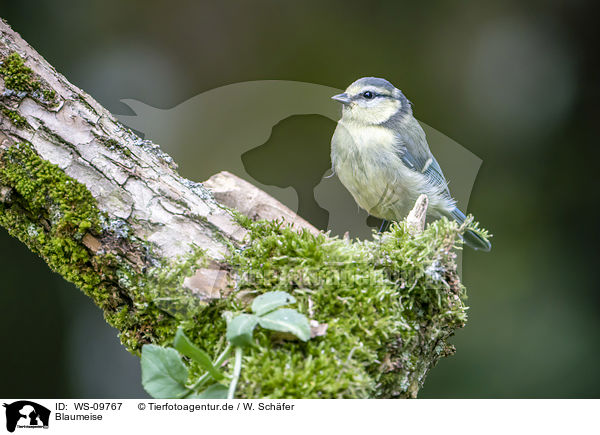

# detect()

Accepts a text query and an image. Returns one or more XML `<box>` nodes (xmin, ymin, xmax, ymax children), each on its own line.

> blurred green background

<box><xmin>1</xmin><ymin>0</ymin><xmax>598</xmax><ymax>398</ymax></box>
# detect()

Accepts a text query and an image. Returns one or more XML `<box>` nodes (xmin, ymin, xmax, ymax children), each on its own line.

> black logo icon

<box><xmin>3</xmin><ymin>401</ymin><xmax>50</xmax><ymax>433</ymax></box>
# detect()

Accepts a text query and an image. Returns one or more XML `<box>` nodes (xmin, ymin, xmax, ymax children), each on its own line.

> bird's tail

<box><xmin>447</xmin><ymin>208</ymin><xmax>491</xmax><ymax>252</ymax></box>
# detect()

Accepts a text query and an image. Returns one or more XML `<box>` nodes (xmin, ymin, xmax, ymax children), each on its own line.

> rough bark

<box><xmin>0</xmin><ymin>19</ymin><xmax>471</xmax><ymax>398</ymax></box>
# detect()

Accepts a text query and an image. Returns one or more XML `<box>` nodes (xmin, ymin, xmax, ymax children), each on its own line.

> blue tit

<box><xmin>330</xmin><ymin>77</ymin><xmax>491</xmax><ymax>251</ymax></box>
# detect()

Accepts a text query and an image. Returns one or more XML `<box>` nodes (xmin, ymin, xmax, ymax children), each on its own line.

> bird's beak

<box><xmin>332</xmin><ymin>93</ymin><xmax>352</xmax><ymax>105</ymax></box>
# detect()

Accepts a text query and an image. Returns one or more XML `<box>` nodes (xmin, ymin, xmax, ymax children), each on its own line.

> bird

<box><xmin>330</xmin><ymin>77</ymin><xmax>490</xmax><ymax>251</ymax></box>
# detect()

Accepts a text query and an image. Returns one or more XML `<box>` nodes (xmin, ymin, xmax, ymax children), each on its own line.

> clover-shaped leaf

<box><xmin>226</xmin><ymin>313</ymin><xmax>259</xmax><ymax>347</ymax></box>
<box><xmin>258</xmin><ymin>308</ymin><xmax>311</xmax><ymax>341</ymax></box>
<box><xmin>227</xmin><ymin>291</ymin><xmax>312</xmax><ymax>348</ymax></box>
<box><xmin>251</xmin><ymin>291</ymin><xmax>296</xmax><ymax>316</ymax></box>
<box><xmin>141</xmin><ymin>344</ymin><xmax>190</xmax><ymax>398</ymax></box>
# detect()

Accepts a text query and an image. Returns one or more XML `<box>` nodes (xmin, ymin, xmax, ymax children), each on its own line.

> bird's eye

<box><xmin>362</xmin><ymin>91</ymin><xmax>374</xmax><ymax>99</ymax></box>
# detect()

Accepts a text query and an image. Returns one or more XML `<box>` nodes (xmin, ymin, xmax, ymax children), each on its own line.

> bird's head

<box><xmin>332</xmin><ymin>77</ymin><xmax>411</xmax><ymax>125</ymax></box>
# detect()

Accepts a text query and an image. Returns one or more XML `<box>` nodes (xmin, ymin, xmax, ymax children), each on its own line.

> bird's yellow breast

<box><xmin>331</xmin><ymin>120</ymin><xmax>424</xmax><ymax>220</ymax></box>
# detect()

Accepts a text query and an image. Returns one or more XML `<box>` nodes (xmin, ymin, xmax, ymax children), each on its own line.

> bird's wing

<box><xmin>392</xmin><ymin>117</ymin><xmax>451</xmax><ymax>196</ymax></box>
<box><xmin>399</xmin><ymin>141</ymin><xmax>449</xmax><ymax>193</ymax></box>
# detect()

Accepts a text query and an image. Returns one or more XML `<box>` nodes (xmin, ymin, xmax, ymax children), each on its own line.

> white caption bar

<box><xmin>1</xmin><ymin>399</ymin><xmax>597</xmax><ymax>434</ymax></box>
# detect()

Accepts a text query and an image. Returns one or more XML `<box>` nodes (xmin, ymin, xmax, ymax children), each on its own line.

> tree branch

<box><xmin>0</xmin><ymin>18</ymin><xmax>471</xmax><ymax>398</ymax></box>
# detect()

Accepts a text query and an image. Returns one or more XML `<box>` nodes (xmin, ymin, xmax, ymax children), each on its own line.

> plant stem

<box><xmin>227</xmin><ymin>347</ymin><xmax>243</xmax><ymax>399</ymax></box>
<box><xmin>188</xmin><ymin>373</ymin><xmax>210</xmax><ymax>393</ymax></box>
<box><xmin>214</xmin><ymin>343</ymin><xmax>232</xmax><ymax>367</ymax></box>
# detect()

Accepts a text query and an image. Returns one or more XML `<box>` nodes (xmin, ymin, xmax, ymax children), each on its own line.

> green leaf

<box><xmin>173</xmin><ymin>328</ymin><xmax>224</xmax><ymax>381</ymax></box>
<box><xmin>258</xmin><ymin>308</ymin><xmax>311</xmax><ymax>341</ymax></box>
<box><xmin>190</xmin><ymin>383</ymin><xmax>229</xmax><ymax>399</ymax></box>
<box><xmin>251</xmin><ymin>291</ymin><xmax>296</xmax><ymax>316</ymax></box>
<box><xmin>226</xmin><ymin>313</ymin><xmax>258</xmax><ymax>347</ymax></box>
<box><xmin>141</xmin><ymin>344</ymin><xmax>190</xmax><ymax>398</ymax></box>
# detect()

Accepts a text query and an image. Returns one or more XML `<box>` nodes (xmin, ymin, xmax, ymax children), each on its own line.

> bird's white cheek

<box><xmin>345</xmin><ymin>101</ymin><xmax>400</xmax><ymax>125</ymax></box>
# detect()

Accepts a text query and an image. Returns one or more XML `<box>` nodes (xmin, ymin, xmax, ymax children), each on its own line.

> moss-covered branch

<box><xmin>0</xmin><ymin>18</ymin><xmax>242</xmax><ymax>352</ymax></box>
<box><xmin>0</xmin><ymin>18</ymin><xmax>484</xmax><ymax>398</ymax></box>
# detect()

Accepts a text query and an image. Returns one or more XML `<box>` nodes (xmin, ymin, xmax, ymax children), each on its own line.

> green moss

<box><xmin>107</xmin><ymin>139</ymin><xmax>133</xmax><ymax>157</ymax></box>
<box><xmin>111</xmin><ymin>246</ymin><xmax>210</xmax><ymax>351</ymax></box>
<box><xmin>1</xmin><ymin>107</ymin><xmax>28</xmax><ymax>128</ymax></box>
<box><xmin>0</xmin><ymin>142</ymin><xmax>210</xmax><ymax>354</ymax></box>
<box><xmin>139</xmin><ymin>212</ymin><xmax>476</xmax><ymax>398</ymax></box>
<box><xmin>0</xmin><ymin>52</ymin><xmax>58</xmax><ymax>106</ymax></box>
<box><xmin>0</xmin><ymin>144</ymin><xmax>100</xmax><ymax>236</ymax></box>
<box><xmin>0</xmin><ymin>143</ymin><xmax>115</xmax><ymax>307</ymax></box>
<box><xmin>42</xmin><ymin>89</ymin><xmax>56</xmax><ymax>101</ymax></box>
<box><xmin>0</xmin><ymin>52</ymin><xmax>40</xmax><ymax>93</ymax></box>
<box><xmin>94</xmin><ymin>136</ymin><xmax>133</xmax><ymax>157</ymax></box>
<box><xmin>216</xmin><ymin>217</ymin><xmax>471</xmax><ymax>398</ymax></box>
